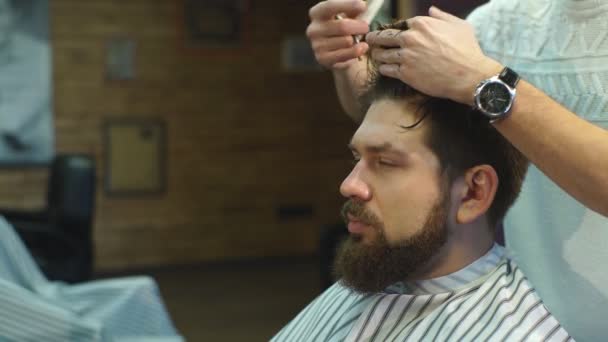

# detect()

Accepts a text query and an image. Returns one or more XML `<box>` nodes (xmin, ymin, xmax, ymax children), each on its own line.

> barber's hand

<box><xmin>307</xmin><ymin>0</ymin><xmax>371</xmax><ymax>70</ymax></box>
<box><xmin>366</xmin><ymin>6</ymin><xmax>502</xmax><ymax>105</ymax></box>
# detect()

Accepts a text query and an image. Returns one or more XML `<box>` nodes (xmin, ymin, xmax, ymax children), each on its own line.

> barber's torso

<box><xmin>468</xmin><ymin>0</ymin><xmax>608</xmax><ymax>340</ymax></box>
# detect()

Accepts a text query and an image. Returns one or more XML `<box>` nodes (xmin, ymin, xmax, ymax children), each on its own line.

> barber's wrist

<box><xmin>457</xmin><ymin>57</ymin><xmax>503</xmax><ymax>106</ymax></box>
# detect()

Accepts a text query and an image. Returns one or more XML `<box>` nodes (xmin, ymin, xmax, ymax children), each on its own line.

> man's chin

<box><xmin>334</xmin><ymin>233</ymin><xmax>446</xmax><ymax>294</ymax></box>
<box><xmin>333</xmin><ymin>237</ymin><xmax>395</xmax><ymax>293</ymax></box>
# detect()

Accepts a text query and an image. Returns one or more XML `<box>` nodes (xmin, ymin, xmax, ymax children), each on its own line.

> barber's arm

<box><xmin>307</xmin><ymin>0</ymin><xmax>371</xmax><ymax>122</ymax></box>
<box><xmin>366</xmin><ymin>6</ymin><xmax>608</xmax><ymax>217</ymax></box>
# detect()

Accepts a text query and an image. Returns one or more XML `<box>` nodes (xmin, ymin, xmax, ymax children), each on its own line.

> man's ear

<box><xmin>454</xmin><ymin>165</ymin><xmax>498</xmax><ymax>224</ymax></box>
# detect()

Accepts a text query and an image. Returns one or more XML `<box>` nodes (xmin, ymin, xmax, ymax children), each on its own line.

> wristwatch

<box><xmin>473</xmin><ymin>67</ymin><xmax>520</xmax><ymax>123</ymax></box>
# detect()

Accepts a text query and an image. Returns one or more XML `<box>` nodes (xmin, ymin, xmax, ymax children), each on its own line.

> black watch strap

<box><xmin>499</xmin><ymin>67</ymin><xmax>520</xmax><ymax>88</ymax></box>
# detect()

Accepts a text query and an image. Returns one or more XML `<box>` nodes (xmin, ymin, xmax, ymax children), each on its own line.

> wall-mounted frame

<box><xmin>103</xmin><ymin>119</ymin><xmax>166</xmax><ymax>196</ymax></box>
<box><xmin>176</xmin><ymin>0</ymin><xmax>250</xmax><ymax>53</ymax></box>
<box><xmin>105</xmin><ymin>37</ymin><xmax>136</xmax><ymax>81</ymax></box>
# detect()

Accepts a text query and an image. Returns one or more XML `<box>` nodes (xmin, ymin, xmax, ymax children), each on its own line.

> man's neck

<box><xmin>410</xmin><ymin>227</ymin><xmax>495</xmax><ymax>281</ymax></box>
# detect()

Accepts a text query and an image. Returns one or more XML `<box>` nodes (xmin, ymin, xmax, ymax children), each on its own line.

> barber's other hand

<box><xmin>366</xmin><ymin>6</ymin><xmax>502</xmax><ymax>105</ymax></box>
<box><xmin>307</xmin><ymin>0</ymin><xmax>371</xmax><ymax>70</ymax></box>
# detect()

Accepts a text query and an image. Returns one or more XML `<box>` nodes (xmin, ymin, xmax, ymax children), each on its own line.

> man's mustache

<box><xmin>341</xmin><ymin>200</ymin><xmax>382</xmax><ymax>228</ymax></box>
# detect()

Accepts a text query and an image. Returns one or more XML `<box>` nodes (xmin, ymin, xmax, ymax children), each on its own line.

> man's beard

<box><xmin>334</xmin><ymin>194</ymin><xmax>449</xmax><ymax>294</ymax></box>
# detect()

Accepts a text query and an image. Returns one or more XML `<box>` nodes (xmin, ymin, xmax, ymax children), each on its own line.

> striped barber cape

<box><xmin>0</xmin><ymin>217</ymin><xmax>182</xmax><ymax>341</ymax></box>
<box><xmin>272</xmin><ymin>244</ymin><xmax>573</xmax><ymax>341</ymax></box>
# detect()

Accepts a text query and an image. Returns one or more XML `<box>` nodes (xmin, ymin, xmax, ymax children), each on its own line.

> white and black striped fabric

<box><xmin>0</xmin><ymin>217</ymin><xmax>183</xmax><ymax>341</ymax></box>
<box><xmin>272</xmin><ymin>245</ymin><xmax>572</xmax><ymax>341</ymax></box>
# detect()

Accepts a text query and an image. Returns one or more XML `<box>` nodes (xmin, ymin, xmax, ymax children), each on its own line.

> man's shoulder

<box><xmin>476</xmin><ymin>258</ymin><xmax>541</xmax><ymax>301</ymax></box>
<box><xmin>271</xmin><ymin>282</ymin><xmax>373</xmax><ymax>342</ymax></box>
<box><xmin>316</xmin><ymin>281</ymin><xmax>359</xmax><ymax>303</ymax></box>
<box><xmin>303</xmin><ymin>281</ymin><xmax>372</xmax><ymax>318</ymax></box>
<box><xmin>456</xmin><ymin>259</ymin><xmax>573</xmax><ymax>340</ymax></box>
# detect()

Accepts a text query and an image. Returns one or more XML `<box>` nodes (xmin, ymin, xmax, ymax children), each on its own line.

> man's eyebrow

<box><xmin>348</xmin><ymin>140</ymin><xmax>406</xmax><ymax>155</ymax></box>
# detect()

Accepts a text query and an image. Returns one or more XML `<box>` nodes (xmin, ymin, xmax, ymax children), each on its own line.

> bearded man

<box><xmin>272</xmin><ymin>21</ymin><xmax>572</xmax><ymax>341</ymax></box>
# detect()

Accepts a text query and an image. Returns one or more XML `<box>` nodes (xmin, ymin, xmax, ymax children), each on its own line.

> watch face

<box><xmin>479</xmin><ymin>82</ymin><xmax>512</xmax><ymax>114</ymax></box>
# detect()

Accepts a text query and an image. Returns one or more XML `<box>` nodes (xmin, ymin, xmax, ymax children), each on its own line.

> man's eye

<box><xmin>378</xmin><ymin>158</ymin><xmax>395</xmax><ymax>167</ymax></box>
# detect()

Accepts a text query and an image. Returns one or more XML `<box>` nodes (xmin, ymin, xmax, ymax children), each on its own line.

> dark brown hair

<box><xmin>361</xmin><ymin>20</ymin><xmax>529</xmax><ymax>227</ymax></box>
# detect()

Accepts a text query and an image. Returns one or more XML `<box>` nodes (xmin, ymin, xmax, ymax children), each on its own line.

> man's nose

<box><xmin>340</xmin><ymin>162</ymin><xmax>371</xmax><ymax>201</ymax></box>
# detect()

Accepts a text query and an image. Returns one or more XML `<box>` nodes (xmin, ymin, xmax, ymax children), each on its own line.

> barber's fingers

<box><xmin>309</xmin><ymin>0</ymin><xmax>367</xmax><ymax>21</ymax></box>
<box><xmin>428</xmin><ymin>5</ymin><xmax>462</xmax><ymax>23</ymax></box>
<box><xmin>371</xmin><ymin>48</ymin><xmax>406</xmax><ymax>64</ymax></box>
<box><xmin>405</xmin><ymin>15</ymin><xmax>444</xmax><ymax>32</ymax></box>
<box><xmin>307</xmin><ymin>17</ymin><xmax>369</xmax><ymax>39</ymax></box>
<box><xmin>365</xmin><ymin>29</ymin><xmax>404</xmax><ymax>48</ymax></box>
<box><xmin>317</xmin><ymin>43</ymin><xmax>369</xmax><ymax>68</ymax></box>
<box><xmin>378</xmin><ymin>63</ymin><xmax>403</xmax><ymax>80</ymax></box>
<box><xmin>312</xmin><ymin>35</ymin><xmax>356</xmax><ymax>53</ymax></box>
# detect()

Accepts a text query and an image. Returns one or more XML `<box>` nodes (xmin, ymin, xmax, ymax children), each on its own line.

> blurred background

<box><xmin>0</xmin><ymin>0</ymin><xmax>484</xmax><ymax>340</ymax></box>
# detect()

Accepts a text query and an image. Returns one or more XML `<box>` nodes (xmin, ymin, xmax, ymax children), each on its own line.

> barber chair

<box><xmin>0</xmin><ymin>154</ymin><xmax>96</xmax><ymax>283</ymax></box>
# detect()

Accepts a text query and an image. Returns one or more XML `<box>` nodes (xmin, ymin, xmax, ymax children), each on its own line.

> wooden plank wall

<box><xmin>0</xmin><ymin>0</ymin><xmax>357</xmax><ymax>271</ymax></box>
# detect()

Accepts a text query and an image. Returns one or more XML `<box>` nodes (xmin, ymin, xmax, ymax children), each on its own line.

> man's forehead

<box><xmin>352</xmin><ymin>98</ymin><xmax>427</xmax><ymax>149</ymax></box>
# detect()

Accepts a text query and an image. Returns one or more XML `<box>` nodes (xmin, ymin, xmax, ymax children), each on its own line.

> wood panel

<box><xmin>0</xmin><ymin>0</ymin><xmax>358</xmax><ymax>270</ymax></box>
